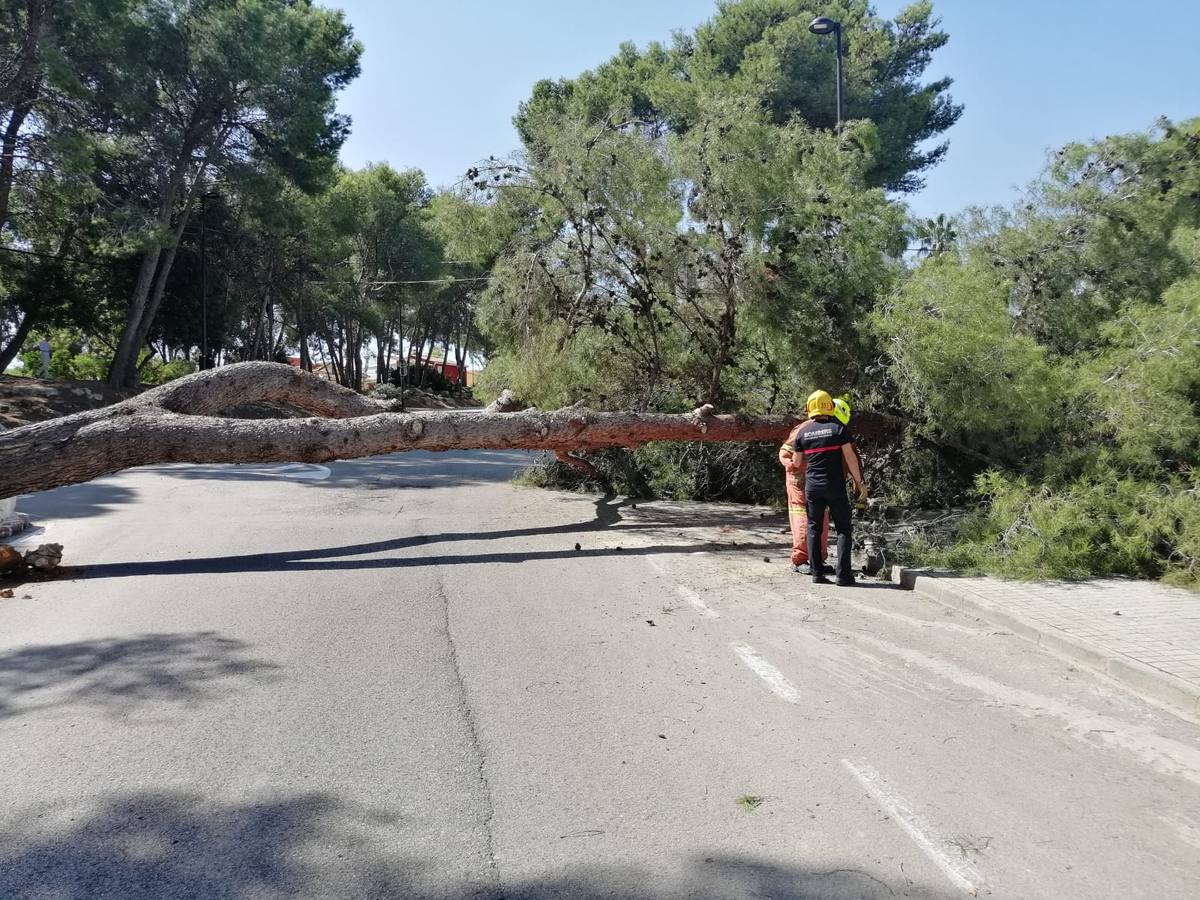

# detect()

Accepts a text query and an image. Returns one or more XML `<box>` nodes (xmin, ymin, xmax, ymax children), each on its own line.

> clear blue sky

<box><xmin>333</xmin><ymin>0</ymin><xmax>1200</xmax><ymax>218</ymax></box>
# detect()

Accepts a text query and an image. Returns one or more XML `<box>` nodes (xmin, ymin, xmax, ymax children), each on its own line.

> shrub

<box><xmin>922</xmin><ymin>470</ymin><xmax>1200</xmax><ymax>586</ymax></box>
<box><xmin>369</xmin><ymin>383</ymin><xmax>405</xmax><ymax>401</ymax></box>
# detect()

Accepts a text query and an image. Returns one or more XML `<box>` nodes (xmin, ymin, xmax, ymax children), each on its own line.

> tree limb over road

<box><xmin>0</xmin><ymin>363</ymin><xmax>878</xmax><ymax>497</ymax></box>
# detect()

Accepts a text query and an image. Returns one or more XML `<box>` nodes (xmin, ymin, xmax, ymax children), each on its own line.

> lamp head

<box><xmin>809</xmin><ymin>16</ymin><xmax>840</xmax><ymax>35</ymax></box>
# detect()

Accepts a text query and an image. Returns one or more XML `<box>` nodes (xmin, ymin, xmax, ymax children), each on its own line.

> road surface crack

<box><xmin>431</xmin><ymin>536</ymin><xmax>503</xmax><ymax>898</ymax></box>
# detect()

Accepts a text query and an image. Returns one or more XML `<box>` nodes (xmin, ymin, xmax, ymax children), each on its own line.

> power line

<box><xmin>307</xmin><ymin>276</ymin><xmax>491</xmax><ymax>286</ymax></box>
<box><xmin>0</xmin><ymin>244</ymin><xmax>122</xmax><ymax>268</ymax></box>
<box><xmin>1</xmin><ymin>244</ymin><xmax>489</xmax><ymax>284</ymax></box>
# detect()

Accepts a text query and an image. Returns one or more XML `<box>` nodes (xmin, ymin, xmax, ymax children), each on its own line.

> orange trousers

<box><xmin>786</xmin><ymin>475</ymin><xmax>829</xmax><ymax>565</ymax></box>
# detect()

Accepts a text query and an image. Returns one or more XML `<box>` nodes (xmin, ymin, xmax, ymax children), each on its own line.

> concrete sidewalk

<box><xmin>896</xmin><ymin>569</ymin><xmax>1200</xmax><ymax>722</ymax></box>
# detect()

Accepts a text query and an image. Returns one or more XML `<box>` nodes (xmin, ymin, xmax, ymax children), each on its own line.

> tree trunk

<box><xmin>299</xmin><ymin>331</ymin><xmax>311</xmax><ymax>372</ymax></box>
<box><xmin>0</xmin><ymin>98</ymin><xmax>33</xmax><ymax>231</ymax></box>
<box><xmin>109</xmin><ymin>122</ymin><xmax>222</xmax><ymax>389</ymax></box>
<box><xmin>0</xmin><ymin>308</ymin><xmax>35</xmax><ymax>372</ymax></box>
<box><xmin>108</xmin><ymin>148</ymin><xmax>196</xmax><ymax>389</ymax></box>
<box><xmin>0</xmin><ymin>1</ymin><xmax>51</xmax><ymax>111</ymax></box>
<box><xmin>0</xmin><ymin>362</ymin><xmax>870</xmax><ymax>497</ymax></box>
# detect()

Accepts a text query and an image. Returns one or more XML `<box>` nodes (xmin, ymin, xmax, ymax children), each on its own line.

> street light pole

<box><xmin>398</xmin><ymin>293</ymin><xmax>406</xmax><ymax>413</ymax></box>
<box><xmin>200</xmin><ymin>192</ymin><xmax>208</xmax><ymax>370</ymax></box>
<box><xmin>809</xmin><ymin>16</ymin><xmax>844</xmax><ymax>133</ymax></box>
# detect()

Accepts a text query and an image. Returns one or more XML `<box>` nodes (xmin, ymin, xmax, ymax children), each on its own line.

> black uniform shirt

<box><xmin>795</xmin><ymin>416</ymin><xmax>850</xmax><ymax>492</ymax></box>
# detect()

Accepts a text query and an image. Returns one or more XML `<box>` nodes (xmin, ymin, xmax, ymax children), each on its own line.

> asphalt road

<box><xmin>1</xmin><ymin>450</ymin><xmax>1198</xmax><ymax>899</ymax></box>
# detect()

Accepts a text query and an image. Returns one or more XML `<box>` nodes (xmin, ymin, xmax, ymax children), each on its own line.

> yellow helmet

<box><xmin>806</xmin><ymin>389</ymin><xmax>835</xmax><ymax>417</ymax></box>
<box><xmin>832</xmin><ymin>397</ymin><xmax>851</xmax><ymax>426</ymax></box>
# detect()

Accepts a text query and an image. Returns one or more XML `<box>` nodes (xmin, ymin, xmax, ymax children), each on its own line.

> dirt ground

<box><xmin>0</xmin><ymin>376</ymin><xmax>135</xmax><ymax>429</ymax></box>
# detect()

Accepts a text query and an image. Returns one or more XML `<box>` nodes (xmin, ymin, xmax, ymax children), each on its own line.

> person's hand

<box><xmin>856</xmin><ymin>482</ymin><xmax>869</xmax><ymax>503</ymax></box>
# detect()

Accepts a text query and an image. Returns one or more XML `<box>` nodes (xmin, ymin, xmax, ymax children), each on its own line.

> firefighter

<box><xmin>794</xmin><ymin>389</ymin><xmax>867</xmax><ymax>586</ymax></box>
<box><xmin>780</xmin><ymin>411</ymin><xmax>831</xmax><ymax>576</ymax></box>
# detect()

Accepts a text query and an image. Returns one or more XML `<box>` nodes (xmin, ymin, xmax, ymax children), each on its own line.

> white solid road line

<box><xmin>676</xmin><ymin>585</ymin><xmax>720</xmax><ymax>619</ymax></box>
<box><xmin>731</xmin><ymin>643</ymin><xmax>801</xmax><ymax>704</ymax></box>
<box><xmin>841</xmin><ymin>758</ymin><xmax>984</xmax><ymax>896</ymax></box>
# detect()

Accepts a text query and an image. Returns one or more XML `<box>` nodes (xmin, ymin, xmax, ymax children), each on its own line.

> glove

<box><xmin>856</xmin><ymin>483</ymin><xmax>869</xmax><ymax>503</ymax></box>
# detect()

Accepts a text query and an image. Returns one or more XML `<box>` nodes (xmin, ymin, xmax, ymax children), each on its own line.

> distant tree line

<box><xmin>0</xmin><ymin>0</ymin><xmax>486</xmax><ymax>392</ymax></box>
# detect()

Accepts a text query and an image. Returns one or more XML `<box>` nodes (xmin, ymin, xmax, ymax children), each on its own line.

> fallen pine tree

<box><xmin>0</xmin><ymin>362</ymin><xmax>822</xmax><ymax>496</ymax></box>
<box><xmin>0</xmin><ymin>362</ymin><xmax>901</xmax><ymax>497</ymax></box>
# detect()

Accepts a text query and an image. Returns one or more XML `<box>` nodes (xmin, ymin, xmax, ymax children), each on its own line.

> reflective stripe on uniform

<box><xmin>802</xmin><ymin>445</ymin><xmax>841</xmax><ymax>455</ymax></box>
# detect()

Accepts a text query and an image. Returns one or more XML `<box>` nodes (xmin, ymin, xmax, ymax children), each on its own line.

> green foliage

<box><xmin>1076</xmin><ymin>275</ymin><xmax>1200</xmax><ymax>472</ymax></box>
<box><xmin>517</xmin><ymin>0</ymin><xmax>962</xmax><ymax>192</ymax></box>
<box><xmin>911</xmin><ymin>214</ymin><xmax>957</xmax><ymax>255</ymax></box>
<box><xmin>482</xmin><ymin>0</ymin><xmax>933</xmax><ymax>521</ymax></box>
<box><xmin>929</xmin><ymin>471</ymin><xmax>1199</xmax><ymax>586</ymax></box>
<box><xmin>515</xmin><ymin>441</ymin><xmax>782</xmax><ymax>506</ymax></box>
<box><xmin>474</xmin><ymin>327</ymin><xmax>621</xmax><ymax>410</ymax></box>
<box><xmin>19</xmin><ymin>331</ymin><xmax>107</xmax><ymax>380</ymax></box>
<box><xmin>15</xmin><ymin>329</ymin><xmax>195</xmax><ymax>384</ymax></box>
<box><xmin>140</xmin><ymin>357</ymin><xmax>195</xmax><ymax>385</ymax></box>
<box><xmin>368</xmin><ymin>383</ymin><xmax>404</xmax><ymax>401</ymax></box>
<box><xmin>876</xmin><ymin>119</ymin><xmax>1200</xmax><ymax>584</ymax></box>
<box><xmin>872</xmin><ymin>254</ymin><xmax>1062</xmax><ymax>458</ymax></box>
<box><xmin>479</xmin><ymin>96</ymin><xmax>904</xmax><ymax>414</ymax></box>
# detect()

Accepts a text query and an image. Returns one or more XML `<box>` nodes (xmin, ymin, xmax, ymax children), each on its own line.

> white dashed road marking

<box><xmin>676</xmin><ymin>585</ymin><xmax>719</xmax><ymax>619</ymax></box>
<box><xmin>732</xmin><ymin>643</ymin><xmax>801</xmax><ymax>704</ymax></box>
<box><xmin>842</xmin><ymin>758</ymin><xmax>984</xmax><ymax>896</ymax></box>
<box><xmin>645</xmin><ymin>557</ymin><xmax>719</xmax><ymax>619</ymax></box>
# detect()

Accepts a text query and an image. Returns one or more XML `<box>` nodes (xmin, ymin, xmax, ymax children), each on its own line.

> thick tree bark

<box><xmin>0</xmin><ymin>308</ymin><xmax>35</xmax><ymax>372</ymax></box>
<box><xmin>0</xmin><ymin>1</ymin><xmax>51</xmax><ymax>111</ymax></box>
<box><xmin>0</xmin><ymin>362</ymin><xmax>828</xmax><ymax>498</ymax></box>
<box><xmin>0</xmin><ymin>98</ymin><xmax>33</xmax><ymax>231</ymax></box>
<box><xmin>108</xmin><ymin>138</ymin><xmax>197</xmax><ymax>389</ymax></box>
<box><xmin>109</xmin><ymin>121</ymin><xmax>224</xmax><ymax>389</ymax></box>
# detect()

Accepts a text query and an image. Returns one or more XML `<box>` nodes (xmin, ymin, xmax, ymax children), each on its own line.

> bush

<box><xmin>922</xmin><ymin>470</ymin><xmax>1200</xmax><ymax>586</ymax></box>
<box><xmin>513</xmin><ymin>441</ymin><xmax>784</xmax><ymax>506</ymax></box>
<box><xmin>390</xmin><ymin>364</ymin><xmax>457</xmax><ymax>393</ymax></box>
<box><xmin>141</xmin><ymin>358</ymin><xmax>195</xmax><ymax>385</ymax></box>
<box><xmin>369</xmin><ymin>383</ymin><xmax>405</xmax><ymax>401</ymax></box>
<box><xmin>871</xmin><ymin>255</ymin><xmax>1063</xmax><ymax>462</ymax></box>
<box><xmin>19</xmin><ymin>333</ymin><xmax>109</xmax><ymax>381</ymax></box>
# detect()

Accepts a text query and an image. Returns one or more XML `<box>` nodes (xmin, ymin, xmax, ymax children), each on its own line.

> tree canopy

<box><xmin>515</xmin><ymin>0</ymin><xmax>961</xmax><ymax>192</ymax></box>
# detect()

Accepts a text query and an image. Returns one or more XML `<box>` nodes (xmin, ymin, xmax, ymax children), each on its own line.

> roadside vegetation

<box><xmin>463</xmin><ymin>3</ymin><xmax>1200</xmax><ymax>585</ymax></box>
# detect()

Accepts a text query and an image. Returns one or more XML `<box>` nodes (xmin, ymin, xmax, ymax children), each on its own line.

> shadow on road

<box><xmin>74</xmin><ymin>495</ymin><xmax>785</xmax><ymax>580</ymax></box>
<box><xmin>146</xmin><ymin>450</ymin><xmax>539</xmax><ymax>490</ymax></box>
<box><xmin>17</xmin><ymin>481</ymin><xmax>139</xmax><ymax>521</ymax></box>
<box><xmin>0</xmin><ymin>790</ymin><xmax>959</xmax><ymax>899</ymax></box>
<box><xmin>0</xmin><ymin>632</ymin><xmax>279</xmax><ymax>720</ymax></box>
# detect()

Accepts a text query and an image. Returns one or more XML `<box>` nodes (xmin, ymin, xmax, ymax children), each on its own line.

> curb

<box><xmin>892</xmin><ymin>566</ymin><xmax>1200</xmax><ymax>724</ymax></box>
